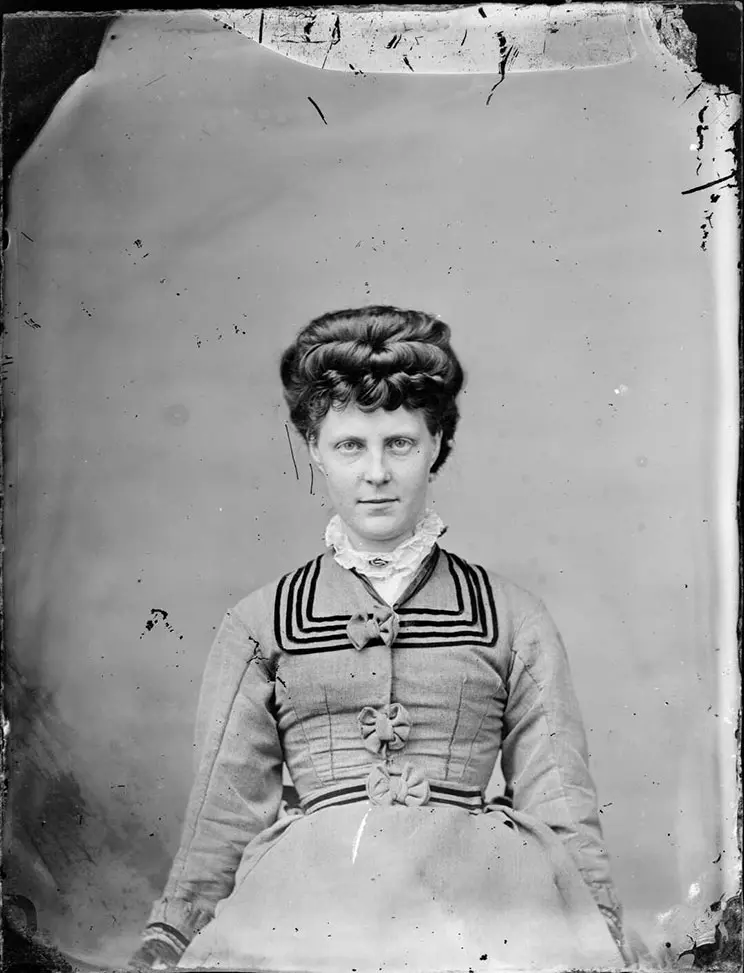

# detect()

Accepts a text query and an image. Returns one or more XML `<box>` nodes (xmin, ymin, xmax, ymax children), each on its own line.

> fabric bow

<box><xmin>358</xmin><ymin>703</ymin><xmax>412</xmax><ymax>755</ymax></box>
<box><xmin>366</xmin><ymin>763</ymin><xmax>430</xmax><ymax>807</ymax></box>
<box><xmin>346</xmin><ymin>606</ymin><xmax>400</xmax><ymax>651</ymax></box>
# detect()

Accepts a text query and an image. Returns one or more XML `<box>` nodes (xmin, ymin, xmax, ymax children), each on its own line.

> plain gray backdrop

<box><xmin>3</xmin><ymin>7</ymin><xmax>738</xmax><ymax>968</ymax></box>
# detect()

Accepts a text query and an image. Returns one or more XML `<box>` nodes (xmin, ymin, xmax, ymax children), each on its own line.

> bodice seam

<box><xmin>459</xmin><ymin>697</ymin><xmax>494</xmax><ymax>783</ymax></box>
<box><xmin>444</xmin><ymin>676</ymin><xmax>466</xmax><ymax>779</ymax></box>
<box><xmin>283</xmin><ymin>689</ymin><xmax>332</xmax><ymax>788</ymax></box>
<box><xmin>323</xmin><ymin>687</ymin><xmax>335</xmax><ymax>779</ymax></box>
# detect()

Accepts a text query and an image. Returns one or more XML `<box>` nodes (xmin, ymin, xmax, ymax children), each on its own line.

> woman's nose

<box><xmin>362</xmin><ymin>451</ymin><xmax>392</xmax><ymax>483</ymax></box>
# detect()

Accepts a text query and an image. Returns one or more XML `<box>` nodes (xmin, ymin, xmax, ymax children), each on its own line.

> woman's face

<box><xmin>308</xmin><ymin>404</ymin><xmax>442</xmax><ymax>552</ymax></box>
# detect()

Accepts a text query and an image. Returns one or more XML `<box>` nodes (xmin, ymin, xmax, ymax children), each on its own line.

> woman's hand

<box><xmin>128</xmin><ymin>939</ymin><xmax>182</xmax><ymax>971</ymax></box>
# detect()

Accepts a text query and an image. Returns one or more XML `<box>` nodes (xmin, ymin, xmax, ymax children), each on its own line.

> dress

<box><xmin>141</xmin><ymin>535</ymin><xmax>628</xmax><ymax>972</ymax></box>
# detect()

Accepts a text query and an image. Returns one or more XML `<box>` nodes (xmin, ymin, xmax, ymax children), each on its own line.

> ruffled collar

<box><xmin>325</xmin><ymin>509</ymin><xmax>446</xmax><ymax>581</ymax></box>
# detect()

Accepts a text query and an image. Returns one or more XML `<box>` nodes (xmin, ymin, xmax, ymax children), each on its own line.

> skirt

<box><xmin>178</xmin><ymin>802</ymin><xmax>624</xmax><ymax>972</ymax></box>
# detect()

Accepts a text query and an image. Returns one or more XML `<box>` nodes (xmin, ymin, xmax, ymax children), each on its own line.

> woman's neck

<box><xmin>325</xmin><ymin>510</ymin><xmax>446</xmax><ymax>574</ymax></box>
<box><xmin>343</xmin><ymin>526</ymin><xmax>416</xmax><ymax>554</ymax></box>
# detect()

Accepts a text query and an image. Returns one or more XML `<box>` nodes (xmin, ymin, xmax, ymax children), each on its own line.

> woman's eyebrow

<box><xmin>331</xmin><ymin>434</ymin><xmax>366</xmax><ymax>445</ymax></box>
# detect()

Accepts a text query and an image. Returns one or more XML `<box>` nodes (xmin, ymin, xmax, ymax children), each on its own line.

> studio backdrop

<box><xmin>3</xmin><ymin>5</ymin><xmax>739</xmax><ymax>969</ymax></box>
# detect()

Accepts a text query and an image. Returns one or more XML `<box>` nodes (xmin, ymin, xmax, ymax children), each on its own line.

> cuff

<box><xmin>588</xmin><ymin>884</ymin><xmax>643</xmax><ymax>967</ymax></box>
<box><xmin>142</xmin><ymin>923</ymin><xmax>190</xmax><ymax>960</ymax></box>
<box><xmin>131</xmin><ymin>933</ymin><xmax>186</xmax><ymax>971</ymax></box>
<box><xmin>146</xmin><ymin>894</ymin><xmax>214</xmax><ymax>947</ymax></box>
<box><xmin>597</xmin><ymin>902</ymin><xmax>623</xmax><ymax>946</ymax></box>
<box><xmin>588</xmin><ymin>881</ymin><xmax>623</xmax><ymax>921</ymax></box>
<box><xmin>588</xmin><ymin>883</ymin><xmax>625</xmax><ymax>945</ymax></box>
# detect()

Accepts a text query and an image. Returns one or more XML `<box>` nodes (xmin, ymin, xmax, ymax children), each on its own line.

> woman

<box><xmin>130</xmin><ymin>306</ymin><xmax>632</xmax><ymax>972</ymax></box>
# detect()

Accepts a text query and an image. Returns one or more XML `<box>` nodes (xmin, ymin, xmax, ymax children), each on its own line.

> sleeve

<box><xmin>139</xmin><ymin>606</ymin><xmax>284</xmax><ymax>959</ymax></box>
<box><xmin>500</xmin><ymin>596</ymin><xmax>626</xmax><ymax>947</ymax></box>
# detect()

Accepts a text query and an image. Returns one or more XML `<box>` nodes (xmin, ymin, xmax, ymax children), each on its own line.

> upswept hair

<box><xmin>279</xmin><ymin>306</ymin><xmax>465</xmax><ymax>474</ymax></box>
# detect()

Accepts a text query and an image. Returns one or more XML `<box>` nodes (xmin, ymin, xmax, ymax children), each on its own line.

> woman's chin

<box><xmin>351</xmin><ymin>514</ymin><xmax>410</xmax><ymax>548</ymax></box>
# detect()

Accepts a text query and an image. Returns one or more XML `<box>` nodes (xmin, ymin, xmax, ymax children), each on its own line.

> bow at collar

<box><xmin>347</xmin><ymin>605</ymin><xmax>400</xmax><ymax>651</ymax></box>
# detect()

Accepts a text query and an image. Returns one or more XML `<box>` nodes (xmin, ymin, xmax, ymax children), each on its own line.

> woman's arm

<box><xmin>500</xmin><ymin>596</ymin><xmax>625</xmax><ymax>945</ymax></box>
<box><xmin>133</xmin><ymin>606</ymin><xmax>284</xmax><ymax>965</ymax></box>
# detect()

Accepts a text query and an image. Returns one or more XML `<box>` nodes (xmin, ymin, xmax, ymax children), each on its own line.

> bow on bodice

<box><xmin>358</xmin><ymin>703</ymin><xmax>412</xmax><ymax>755</ymax></box>
<box><xmin>366</xmin><ymin>764</ymin><xmax>431</xmax><ymax>807</ymax></box>
<box><xmin>346</xmin><ymin>606</ymin><xmax>400</xmax><ymax>651</ymax></box>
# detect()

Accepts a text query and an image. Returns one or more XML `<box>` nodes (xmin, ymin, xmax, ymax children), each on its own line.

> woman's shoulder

<box><xmin>439</xmin><ymin>550</ymin><xmax>567</xmax><ymax>665</ymax></box>
<box><xmin>227</xmin><ymin>550</ymin><xmax>333</xmax><ymax>630</ymax></box>
<box><xmin>438</xmin><ymin>547</ymin><xmax>548</xmax><ymax>622</ymax></box>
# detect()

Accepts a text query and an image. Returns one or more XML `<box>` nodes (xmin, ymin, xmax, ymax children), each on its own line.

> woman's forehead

<box><xmin>320</xmin><ymin>404</ymin><xmax>428</xmax><ymax>437</ymax></box>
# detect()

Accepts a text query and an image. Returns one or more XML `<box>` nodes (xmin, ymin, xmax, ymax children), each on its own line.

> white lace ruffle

<box><xmin>325</xmin><ymin>509</ymin><xmax>446</xmax><ymax>582</ymax></box>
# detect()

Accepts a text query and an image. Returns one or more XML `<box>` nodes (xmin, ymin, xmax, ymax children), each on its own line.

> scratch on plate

<box><xmin>695</xmin><ymin>105</ymin><xmax>709</xmax><ymax>174</ymax></box>
<box><xmin>307</xmin><ymin>96</ymin><xmax>328</xmax><ymax>125</ymax></box>
<box><xmin>486</xmin><ymin>33</ymin><xmax>517</xmax><ymax>105</ymax></box>
<box><xmin>285</xmin><ymin>422</ymin><xmax>300</xmax><ymax>479</ymax></box>
<box><xmin>321</xmin><ymin>14</ymin><xmax>341</xmax><ymax>69</ymax></box>
<box><xmin>699</xmin><ymin>193</ymin><xmax>720</xmax><ymax>252</ymax></box>
<box><xmin>140</xmin><ymin>608</ymin><xmax>184</xmax><ymax>641</ymax></box>
<box><xmin>352</xmin><ymin>809</ymin><xmax>371</xmax><ymax>863</ymax></box>
<box><xmin>681</xmin><ymin>172</ymin><xmax>736</xmax><ymax>195</ymax></box>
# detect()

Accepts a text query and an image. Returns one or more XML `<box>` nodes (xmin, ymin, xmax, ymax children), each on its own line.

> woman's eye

<box><xmin>390</xmin><ymin>439</ymin><xmax>413</xmax><ymax>452</ymax></box>
<box><xmin>337</xmin><ymin>441</ymin><xmax>362</xmax><ymax>453</ymax></box>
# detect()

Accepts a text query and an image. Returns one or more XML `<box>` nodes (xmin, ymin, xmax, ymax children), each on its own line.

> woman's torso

<box><xmin>241</xmin><ymin>546</ymin><xmax>526</xmax><ymax>803</ymax></box>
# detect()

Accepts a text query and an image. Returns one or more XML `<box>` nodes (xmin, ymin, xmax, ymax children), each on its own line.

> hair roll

<box><xmin>280</xmin><ymin>306</ymin><xmax>465</xmax><ymax>473</ymax></box>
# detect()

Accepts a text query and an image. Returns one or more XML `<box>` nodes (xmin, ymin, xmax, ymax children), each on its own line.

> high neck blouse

<box><xmin>324</xmin><ymin>509</ymin><xmax>446</xmax><ymax>606</ymax></box>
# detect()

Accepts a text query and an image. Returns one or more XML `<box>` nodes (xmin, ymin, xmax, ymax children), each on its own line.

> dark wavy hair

<box><xmin>280</xmin><ymin>306</ymin><xmax>465</xmax><ymax>474</ymax></box>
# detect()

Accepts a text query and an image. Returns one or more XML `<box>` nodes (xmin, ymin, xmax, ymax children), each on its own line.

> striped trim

<box><xmin>274</xmin><ymin>549</ymin><xmax>498</xmax><ymax>654</ymax></box>
<box><xmin>300</xmin><ymin>778</ymin><xmax>484</xmax><ymax>814</ymax></box>
<box><xmin>143</xmin><ymin>922</ymin><xmax>189</xmax><ymax>955</ymax></box>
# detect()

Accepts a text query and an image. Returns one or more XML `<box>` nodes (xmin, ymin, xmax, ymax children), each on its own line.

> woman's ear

<box><xmin>308</xmin><ymin>436</ymin><xmax>325</xmax><ymax>474</ymax></box>
<box><xmin>429</xmin><ymin>432</ymin><xmax>443</xmax><ymax>473</ymax></box>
